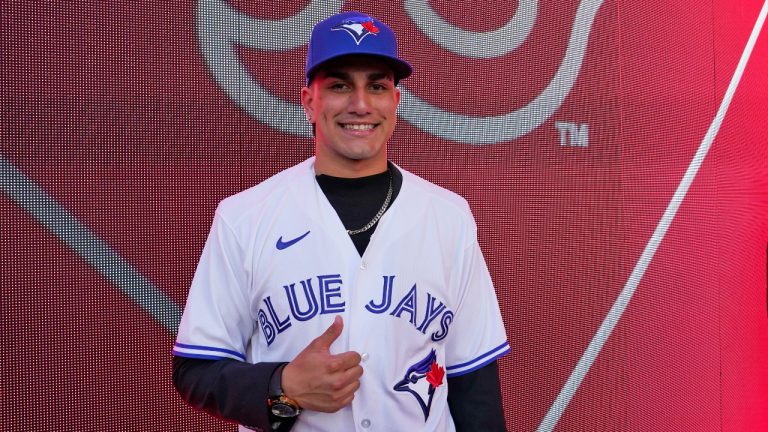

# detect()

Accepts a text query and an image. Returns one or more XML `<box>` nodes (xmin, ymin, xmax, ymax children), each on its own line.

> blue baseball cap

<box><xmin>306</xmin><ymin>11</ymin><xmax>413</xmax><ymax>85</ymax></box>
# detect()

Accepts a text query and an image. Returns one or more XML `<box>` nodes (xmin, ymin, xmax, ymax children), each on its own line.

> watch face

<box><xmin>271</xmin><ymin>402</ymin><xmax>299</xmax><ymax>418</ymax></box>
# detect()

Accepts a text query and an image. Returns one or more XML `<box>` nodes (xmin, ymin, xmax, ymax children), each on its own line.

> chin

<box><xmin>342</xmin><ymin>145</ymin><xmax>384</xmax><ymax>161</ymax></box>
<box><xmin>345</xmin><ymin>152</ymin><xmax>381</xmax><ymax>162</ymax></box>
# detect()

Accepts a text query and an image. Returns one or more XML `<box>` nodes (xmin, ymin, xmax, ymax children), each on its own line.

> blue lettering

<box><xmin>258</xmin><ymin>309</ymin><xmax>275</xmax><ymax>346</ymax></box>
<box><xmin>417</xmin><ymin>293</ymin><xmax>447</xmax><ymax>333</ymax></box>
<box><xmin>366</xmin><ymin>275</ymin><xmax>394</xmax><ymax>314</ymax></box>
<box><xmin>264</xmin><ymin>295</ymin><xmax>291</xmax><ymax>334</ymax></box>
<box><xmin>431</xmin><ymin>311</ymin><xmax>454</xmax><ymax>342</ymax></box>
<box><xmin>284</xmin><ymin>279</ymin><xmax>319</xmax><ymax>321</ymax></box>
<box><xmin>390</xmin><ymin>284</ymin><xmax>418</xmax><ymax>326</ymax></box>
<box><xmin>318</xmin><ymin>274</ymin><xmax>345</xmax><ymax>314</ymax></box>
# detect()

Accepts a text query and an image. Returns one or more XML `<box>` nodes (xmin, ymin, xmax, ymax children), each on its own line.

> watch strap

<box><xmin>267</xmin><ymin>363</ymin><xmax>302</xmax><ymax>419</ymax></box>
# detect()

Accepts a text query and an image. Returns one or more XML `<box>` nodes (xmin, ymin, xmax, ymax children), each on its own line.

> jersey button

<box><xmin>361</xmin><ymin>352</ymin><xmax>369</xmax><ymax>362</ymax></box>
<box><xmin>361</xmin><ymin>419</ymin><xmax>371</xmax><ymax>428</ymax></box>
<box><xmin>359</xmin><ymin>262</ymin><xmax>367</xmax><ymax>270</ymax></box>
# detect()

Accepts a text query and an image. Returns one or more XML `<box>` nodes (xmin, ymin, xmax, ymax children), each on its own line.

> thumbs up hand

<box><xmin>281</xmin><ymin>316</ymin><xmax>364</xmax><ymax>413</ymax></box>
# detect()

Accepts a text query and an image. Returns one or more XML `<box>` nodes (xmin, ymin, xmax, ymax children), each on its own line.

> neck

<box><xmin>314</xmin><ymin>155</ymin><xmax>388</xmax><ymax>178</ymax></box>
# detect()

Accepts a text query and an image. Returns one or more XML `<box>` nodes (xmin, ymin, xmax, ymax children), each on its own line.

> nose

<box><xmin>348</xmin><ymin>87</ymin><xmax>372</xmax><ymax>115</ymax></box>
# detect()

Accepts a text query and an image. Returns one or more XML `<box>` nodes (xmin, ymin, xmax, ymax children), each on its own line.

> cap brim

<box><xmin>307</xmin><ymin>53</ymin><xmax>413</xmax><ymax>85</ymax></box>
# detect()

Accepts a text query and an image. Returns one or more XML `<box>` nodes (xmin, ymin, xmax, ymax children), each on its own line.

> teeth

<box><xmin>343</xmin><ymin>124</ymin><xmax>374</xmax><ymax>131</ymax></box>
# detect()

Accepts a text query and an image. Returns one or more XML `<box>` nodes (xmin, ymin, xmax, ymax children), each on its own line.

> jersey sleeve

<box><xmin>173</xmin><ymin>211</ymin><xmax>254</xmax><ymax>361</ymax></box>
<box><xmin>444</xmin><ymin>232</ymin><xmax>510</xmax><ymax>378</ymax></box>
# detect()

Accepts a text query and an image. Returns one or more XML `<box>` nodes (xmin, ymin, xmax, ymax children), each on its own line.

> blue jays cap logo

<box><xmin>331</xmin><ymin>18</ymin><xmax>380</xmax><ymax>45</ymax></box>
<box><xmin>393</xmin><ymin>349</ymin><xmax>445</xmax><ymax>421</ymax></box>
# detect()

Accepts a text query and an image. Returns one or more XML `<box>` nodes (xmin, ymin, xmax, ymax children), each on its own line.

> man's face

<box><xmin>301</xmin><ymin>57</ymin><xmax>401</xmax><ymax>177</ymax></box>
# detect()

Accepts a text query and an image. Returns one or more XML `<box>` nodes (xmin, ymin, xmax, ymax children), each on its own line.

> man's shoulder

<box><xmin>399</xmin><ymin>166</ymin><xmax>472</xmax><ymax>216</ymax></box>
<box><xmin>216</xmin><ymin>158</ymin><xmax>313</xmax><ymax>224</ymax></box>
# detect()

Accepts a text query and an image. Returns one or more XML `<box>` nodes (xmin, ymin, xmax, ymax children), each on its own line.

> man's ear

<box><xmin>300</xmin><ymin>86</ymin><xmax>314</xmax><ymax>123</ymax></box>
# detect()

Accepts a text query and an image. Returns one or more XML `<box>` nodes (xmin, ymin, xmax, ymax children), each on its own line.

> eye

<box><xmin>329</xmin><ymin>82</ymin><xmax>350</xmax><ymax>91</ymax></box>
<box><xmin>370</xmin><ymin>82</ymin><xmax>389</xmax><ymax>92</ymax></box>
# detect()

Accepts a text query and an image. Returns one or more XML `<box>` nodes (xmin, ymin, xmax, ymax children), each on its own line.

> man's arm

<box><xmin>173</xmin><ymin>316</ymin><xmax>362</xmax><ymax>430</ymax></box>
<box><xmin>172</xmin><ymin>356</ymin><xmax>286</xmax><ymax>431</ymax></box>
<box><xmin>447</xmin><ymin>360</ymin><xmax>506</xmax><ymax>432</ymax></box>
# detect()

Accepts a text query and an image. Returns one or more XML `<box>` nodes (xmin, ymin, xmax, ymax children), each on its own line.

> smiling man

<box><xmin>172</xmin><ymin>11</ymin><xmax>510</xmax><ymax>432</ymax></box>
<box><xmin>303</xmin><ymin>56</ymin><xmax>400</xmax><ymax>178</ymax></box>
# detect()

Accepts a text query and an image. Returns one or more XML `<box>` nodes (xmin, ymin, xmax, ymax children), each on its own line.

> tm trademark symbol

<box><xmin>555</xmin><ymin>122</ymin><xmax>589</xmax><ymax>148</ymax></box>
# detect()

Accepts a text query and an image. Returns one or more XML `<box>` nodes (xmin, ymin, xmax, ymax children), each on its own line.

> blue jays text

<box><xmin>258</xmin><ymin>275</ymin><xmax>455</xmax><ymax>346</ymax></box>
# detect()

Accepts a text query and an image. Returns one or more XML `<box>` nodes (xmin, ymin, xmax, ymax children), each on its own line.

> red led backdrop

<box><xmin>2</xmin><ymin>1</ymin><xmax>767</xmax><ymax>430</ymax></box>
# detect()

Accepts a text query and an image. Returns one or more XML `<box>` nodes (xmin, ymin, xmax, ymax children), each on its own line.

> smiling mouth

<box><xmin>341</xmin><ymin>123</ymin><xmax>377</xmax><ymax>131</ymax></box>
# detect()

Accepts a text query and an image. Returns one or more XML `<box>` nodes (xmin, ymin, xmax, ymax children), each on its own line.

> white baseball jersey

<box><xmin>174</xmin><ymin>157</ymin><xmax>510</xmax><ymax>432</ymax></box>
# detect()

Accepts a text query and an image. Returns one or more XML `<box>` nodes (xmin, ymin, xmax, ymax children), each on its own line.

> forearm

<box><xmin>447</xmin><ymin>360</ymin><xmax>507</xmax><ymax>432</ymax></box>
<box><xmin>172</xmin><ymin>356</ymin><xmax>284</xmax><ymax>430</ymax></box>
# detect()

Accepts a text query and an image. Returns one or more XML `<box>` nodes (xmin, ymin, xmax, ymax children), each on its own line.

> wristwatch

<box><xmin>268</xmin><ymin>364</ymin><xmax>302</xmax><ymax>418</ymax></box>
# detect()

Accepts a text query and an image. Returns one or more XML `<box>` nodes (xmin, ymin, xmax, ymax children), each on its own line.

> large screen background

<box><xmin>3</xmin><ymin>1</ymin><xmax>768</xmax><ymax>431</ymax></box>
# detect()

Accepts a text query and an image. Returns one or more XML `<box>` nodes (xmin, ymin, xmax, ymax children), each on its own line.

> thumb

<box><xmin>311</xmin><ymin>315</ymin><xmax>343</xmax><ymax>350</ymax></box>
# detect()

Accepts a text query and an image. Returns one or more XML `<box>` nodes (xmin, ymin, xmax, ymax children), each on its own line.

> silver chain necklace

<box><xmin>347</xmin><ymin>171</ymin><xmax>393</xmax><ymax>236</ymax></box>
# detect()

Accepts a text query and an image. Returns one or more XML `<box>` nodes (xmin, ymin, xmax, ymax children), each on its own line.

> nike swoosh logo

<box><xmin>276</xmin><ymin>231</ymin><xmax>310</xmax><ymax>250</ymax></box>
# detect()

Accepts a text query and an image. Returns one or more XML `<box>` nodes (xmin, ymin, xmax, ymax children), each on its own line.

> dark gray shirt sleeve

<box><xmin>447</xmin><ymin>360</ymin><xmax>507</xmax><ymax>432</ymax></box>
<box><xmin>172</xmin><ymin>356</ymin><xmax>294</xmax><ymax>431</ymax></box>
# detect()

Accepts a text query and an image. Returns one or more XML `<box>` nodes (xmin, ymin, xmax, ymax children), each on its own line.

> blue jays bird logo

<box><xmin>331</xmin><ymin>18</ymin><xmax>380</xmax><ymax>45</ymax></box>
<box><xmin>393</xmin><ymin>349</ymin><xmax>445</xmax><ymax>421</ymax></box>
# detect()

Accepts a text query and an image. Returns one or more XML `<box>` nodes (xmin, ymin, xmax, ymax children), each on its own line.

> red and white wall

<box><xmin>3</xmin><ymin>1</ymin><xmax>767</xmax><ymax>430</ymax></box>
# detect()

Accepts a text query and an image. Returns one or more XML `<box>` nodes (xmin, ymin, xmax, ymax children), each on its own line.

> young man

<box><xmin>172</xmin><ymin>11</ymin><xmax>510</xmax><ymax>432</ymax></box>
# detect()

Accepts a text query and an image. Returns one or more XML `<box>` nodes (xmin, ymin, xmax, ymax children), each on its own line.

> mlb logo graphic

<box><xmin>332</xmin><ymin>18</ymin><xmax>380</xmax><ymax>45</ymax></box>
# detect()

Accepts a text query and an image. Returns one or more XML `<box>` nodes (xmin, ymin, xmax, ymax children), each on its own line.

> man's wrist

<box><xmin>268</xmin><ymin>363</ymin><xmax>302</xmax><ymax>419</ymax></box>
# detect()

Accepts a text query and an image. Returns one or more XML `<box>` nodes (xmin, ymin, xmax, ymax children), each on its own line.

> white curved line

<box><xmin>403</xmin><ymin>0</ymin><xmax>537</xmax><ymax>58</ymax></box>
<box><xmin>196</xmin><ymin>0</ymin><xmax>343</xmax><ymax>136</ymax></box>
<box><xmin>537</xmin><ymin>2</ymin><xmax>768</xmax><ymax>431</ymax></box>
<box><xmin>196</xmin><ymin>0</ymin><xmax>604</xmax><ymax>144</ymax></box>
<box><xmin>200</xmin><ymin>0</ymin><xmax>344</xmax><ymax>50</ymax></box>
<box><xmin>399</xmin><ymin>0</ymin><xmax>605</xmax><ymax>144</ymax></box>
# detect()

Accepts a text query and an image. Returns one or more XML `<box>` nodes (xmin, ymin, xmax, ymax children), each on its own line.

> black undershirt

<box><xmin>315</xmin><ymin>161</ymin><xmax>403</xmax><ymax>256</ymax></box>
<box><xmin>172</xmin><ymin>164</ymin><xmax>506</xmax><ymax>431</ymax></box>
